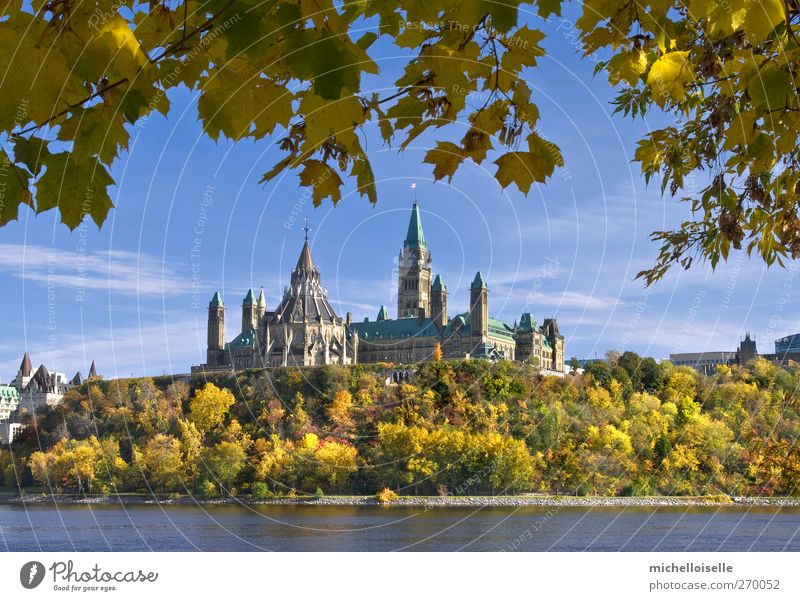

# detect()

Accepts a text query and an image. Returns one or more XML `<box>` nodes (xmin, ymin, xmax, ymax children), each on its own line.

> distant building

<box><xmin>670</xmin><ymin>351</ymin><xmax>738</xmax><ymax>375</ymax></box>
<box><xmin>0</xmin><ymin>385</ymin><xmax>19</xmax><ymax>421</ymax></box>
<box><xmin>8</xmin><ymin>353</ymin><xmax>98</xmax><ymax>412</ymax></box>
<box><xmin>195</xmin><ymin>201</ymin><xmax>566</xmax><ymax>372</ymax></box>
<box><xmin>775</xmin><ymin>333</ymin><xmax>800</xmax><ymax>355</ymax></box>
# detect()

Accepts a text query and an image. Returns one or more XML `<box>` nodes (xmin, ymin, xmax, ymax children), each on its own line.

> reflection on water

<box><xmin>1</xmin><ymin>504</ymin><xmax>799</xmax><ymax>552</ymax></box>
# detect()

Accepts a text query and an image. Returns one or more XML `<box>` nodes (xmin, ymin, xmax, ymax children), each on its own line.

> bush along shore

<box><xmin>2</xmin><ymin>356</ymin><xmax>800</xmax><ymax>501</ymax></box>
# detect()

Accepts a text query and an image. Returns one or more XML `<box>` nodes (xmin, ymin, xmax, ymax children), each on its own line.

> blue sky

<box><xmin>1</xmin><ymin>8</ymin><xmax>798</xmax><ymax>381</ymax></box>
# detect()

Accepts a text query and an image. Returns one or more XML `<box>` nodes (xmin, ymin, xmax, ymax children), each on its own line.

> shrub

<box><xmin>376</xmin><ymin>487</ymin><xmax>399</xmax><ymax>503</ymax></box>
<box><xmin>314</xmin><ymin>486</ymin><xmax>325</xmax><ymax>498</ymax></box>
<box><xmin>251</xmin><ymin>482</ymin><xmax>270</xmax><ymax>500</ymax></box>
<box><xmin>198</xmin><ymin>479</ymin><xmax>217</xmax><ymax>499</ymax></box>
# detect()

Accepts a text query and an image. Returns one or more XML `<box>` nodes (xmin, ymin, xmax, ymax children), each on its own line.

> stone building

<box><xmin>8</xmin><ymin>353</ymin><xmax>98</xmax><ymax>412</ymax></box>
<box><xmin>195</xmin><ymin>235</ymin><xmax>357</xmax><ymax>372</ymax></box>
<box><xmin>195</xmin><ymin>201</ymin><xmax>566</xmax><ymax>372</ymax></box>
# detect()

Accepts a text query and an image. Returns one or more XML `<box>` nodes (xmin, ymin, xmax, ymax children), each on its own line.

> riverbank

<box><xmin>2</xmin><ymin>492</ymin><xmax>799</xmax><ymax>507</ymax></box>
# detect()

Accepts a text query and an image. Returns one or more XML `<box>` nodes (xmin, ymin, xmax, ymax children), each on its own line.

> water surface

<box><xmin>1</xmin><ymin>504</ymin><xmax>799</xmax><ymax>551</ymax></box>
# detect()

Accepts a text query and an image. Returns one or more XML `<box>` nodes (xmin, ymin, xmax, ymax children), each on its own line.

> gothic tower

<box><xmin>470</xmin><ymin>272</ymin><xmax>488</xmax><ymax>339</ymax></box>
<box><xmin>431</xmin><ymin>274</ymin><xmax>448</xmax><ymax>330</ymax></box>
<box><xmin>207</xmin><ymin>291</ymin><xmax>225</xmax><ymax>365</ymax></box>
<box><xmin>242</xmin><ymin>289</ymin><xmax>257</xmax><ymax>332</ymax></box>
<box><xmin>397</xmin><ymin>202</ymin><xmax>432</xmax><ymax>318</ymax></box>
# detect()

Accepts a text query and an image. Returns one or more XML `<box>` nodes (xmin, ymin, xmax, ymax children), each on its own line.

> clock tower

<box><xmin>397</xmin><ymin>201</ymin><xmax>432</xmax><ymax>318</ymax></box>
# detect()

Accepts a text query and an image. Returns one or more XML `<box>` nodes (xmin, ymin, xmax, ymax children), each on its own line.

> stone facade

<box><xmin>194</xmin><ymin>237</ymin><xmax>356</xmax><ymax>373</ymax></box>
<box><xmin>196</xmin><ymin>202</ymin><xmax>566</xmax><ymax>373</ymax></box>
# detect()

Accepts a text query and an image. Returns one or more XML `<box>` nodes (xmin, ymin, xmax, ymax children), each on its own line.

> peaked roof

<box><xmin>272</xmin><ymin>240</ymin><xmax>339</xmax><ymax>324</ymax></box>
<box><xmin>88</xmin><ymin>360</ymin><xmax>97</xmax><ymax>379</ymax></box>
<box><xmin>243</xmin><ymin>289</ymin><xmax>256</xmax><ymax>304</ymax></box>
<box><xmin>19</xmin><ymin>352</ymin><xmax>33</xmax><ymax>377</ymax></box>
<box><xmin>472</xmin><ymin>271</ymin><xmax>487</xmax><ymax>289</ymax></box>
<box><xmin>294</xmin><ymin>239</ymin><xmax>319</xmax><ymax>276</ymax></box>
<box><xmin>209</xmin><ymin>291</ymin><xmax>223</xmax><ymax>307</ymax></box>
<box><xmin>257</xmin><ymin>287</ymin><xmax>266</xmax><ymax>306</ymax></box>
<box><xmin>404</xmin><ymin>202</ymin><xmax>426</xmax><ymax>249</ymax></box>
<box><xmin>377</xmin><ymin>305</ymin><xmax>388</xmax><ymax>321</ymax></box>
<box><xmin>432</xmin><ymin>274</ymin><xmax>446</xmax><ymax>291</ymax></box>
<box><xmin>71</xmin><ymin>372</ymin><xmax>84</xmax><ymax>386</ymax></box>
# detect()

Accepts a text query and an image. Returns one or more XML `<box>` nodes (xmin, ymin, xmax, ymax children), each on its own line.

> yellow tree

<box><xmin>327</xmin><ymin>390</ymin><xmax>355</xmax><ymax>435</ymax></box>
<box><xmin>189</xmin><ymin>383</ymin><xmax>235</xmax><ymax>435</ymax></box>
<box><xmin>141</xmin><ymin>434</ymin><xmax>185</xmax><ymax>491</ymax></box>
<box><xmin>314</xmin><ymin>440</ymin><xmax>358</xmax><ymax>493</ymax></box>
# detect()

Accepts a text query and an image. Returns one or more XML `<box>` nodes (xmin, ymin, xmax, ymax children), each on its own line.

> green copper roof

<box><xmin>441</xmin><ymin>312</ymin><xmax>515</xmax><ymax>343</ymax></box>
<box><xmin>404</xmin><ymin>202</ymin><xmax>426</xmax><ymax>249</ymax></box>
<box><xmin>518</xmin><ymin>312</ymin><xmax>537</xmax><ymax>332</ymax></box>
<box><xmin>377</xmin><ymin>305</ymin><xmax>388</xmax><ymax>321</ymax></box>
<box><xmin>209</xmin><ymin>291</ymin><xmax>223</xmax><ymax>307</ymax></box>
<box><xmin>432</xmin><ymin>274</ymin><xmax>446</xmax><ymax>291</ymax></box>
<box><xmin>351</xmin><ymin>316</ymin><xmax>440</xmax><ymax>340</ymax></box>
<box><xmin>243</xmin><ymin>289</ymin><xmax>256</xmax><ymax>305</ymax></box>
<box><xmin>228</xmin><ymin>328</ymin><xmax>257</xmax><ymax>349</ymax></box>
<box><xmin>472</xmin><ymin>271</ymin><xmax>487</xmax><ymax>289</ymax></box>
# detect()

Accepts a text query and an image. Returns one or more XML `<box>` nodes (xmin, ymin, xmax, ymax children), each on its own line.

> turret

<box><xmin>470</xmin><ymin>271</ymin><xmax>488</xmax><ymax>339</ymax></box>
<box><xmin>431</xmin><ymin>274</ymin><xmax>448</xmax><ymax>330</ymax></box>
<box><xmin>242</xmin><ymin>289</ymin><xmax>257</xmax><ymax>332</ymax></box>
<box><xmin>207</xmin><ymin>291</ymin><xmax>225</xmax><ymax>365</ymax></box>
<box><xmin>257</xmin><ymin>287</ymin><xmax>267</xmax><ymax>321</ymax></box>
<box><xmin>377</xmin><ymin>305</ymin><xmax>388</xmax><ymax>321</ymax></box>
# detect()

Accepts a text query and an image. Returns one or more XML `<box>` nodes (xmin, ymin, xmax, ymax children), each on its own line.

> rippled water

<box><xmin>1</xmin><ymin>504</ymin><xmax>799</xmax><ymax>551</ymax></box>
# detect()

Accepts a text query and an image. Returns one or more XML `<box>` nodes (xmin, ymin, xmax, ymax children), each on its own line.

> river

<box><xmin>1</xmin><ymin>504</ymin><xmax>799</xmax><ymax>551</ymax></box>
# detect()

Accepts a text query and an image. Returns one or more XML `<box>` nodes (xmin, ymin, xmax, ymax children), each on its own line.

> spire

<box><xmin>303</xmin><ymin>216</ymin><xmax>310</xmax><ymax>241</ymax></box>
<box><xmin>432</xmin><ymin>274</ymin><xmax>446</xmax><ymax>291</ymax></box>
<box><xmin>404</xmin><ymin>202</ymin><xmax>426</xmax><ymax>249</ymax></box>
<box><xmin>377</xmin><ymin>305</ymin><xmax>388</xmax><ymax>321</ymax></box>
<box><xmin>71</xmin><ymin>371</ymin><xmax>84</xmax><ymax>386</ymax></box>
<box><xmin>88</xmin><ymin>360</ymin><xmax>97</xmax><ymax>379</ymax></box>
<box><xmin>294</xmin><ymin>239</ymin><xmax>319</xmax><ymax>275</ymax></box>
<box><xmin>471</xmin><ymin>271</ymin><xmax>487</xmax><ymax>289</ymax></box>
<box><xmin>209</xmin><ymin>291</ymin><xmax>223</xmax><ymax>307</ymax></box>
<box><xmin>243</xmin><ymin>289</ymin><xmax>256</xmax><ymax>305</ymax></box>
<box><xmin>257</xmin><ymin>287</ymin><xmax>266</xmax><ymax>308</ymax></box>
<box><xmin>19</xmin><ymin>352</ymin><xmax>32</xmax><ymax>377</ymax></box>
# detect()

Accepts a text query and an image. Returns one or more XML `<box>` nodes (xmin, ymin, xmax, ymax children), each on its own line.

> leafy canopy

<box><xmin>0</xmin><ymin>0</ymin><xmax>799</xmax><ymax>282</ymax></box>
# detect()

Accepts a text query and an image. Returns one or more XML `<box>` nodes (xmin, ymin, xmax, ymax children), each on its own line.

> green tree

<box><xmin>200</xmin><ymin>440</ymin><xmax>246</xmax><ymax>494</ymax></box>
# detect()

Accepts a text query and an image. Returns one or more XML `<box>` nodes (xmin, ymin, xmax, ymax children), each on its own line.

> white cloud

<box><xmin>0</xmin><ymin>243</ymin><xmax>193</xmax><ymax>297</ymax></box>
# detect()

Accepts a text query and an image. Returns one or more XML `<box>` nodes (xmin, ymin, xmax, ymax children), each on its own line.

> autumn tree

<box><xmin>189</xmin><ymin>383</ymin><xmax>236</xmax><ymax>435</ymax></box>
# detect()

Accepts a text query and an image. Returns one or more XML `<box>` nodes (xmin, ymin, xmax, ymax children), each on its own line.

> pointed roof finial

<box><xmin>303</xmin><ymin>216</ymin><xmax>310</xmax><ymax>241</ymax></box>
<box><xmin>411</xmin><ymin>181</ymin><xmax>417</xmax><ymax>201</ymax></box>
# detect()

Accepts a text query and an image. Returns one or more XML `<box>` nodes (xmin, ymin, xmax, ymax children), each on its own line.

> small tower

<box><xmin>88</xmin><ymin>360</ymin><xmax>98</xmax><ymax>380</ymax></box>
<box><xmin>377</xmin><ymin>305</ymin><xmax>389</xmax><ymax>321</ymax></box>
<box><xmin>431</xmin><ymin>274</ymin><xmax>448</xmax><ymax>330</ymax></box>
<box><xmin>397</xmin><ymin>201</ymin><xmax>432</xmax><ymax>318</ymax></box>
<box><xmin>207</xmin><ymin>291</ymin><xmax>225</xmax><ymax>366</ymax></box>
<box><xmin>242</xmin><ymin>289</ymin><xmax>257</xmax><ymax>332</ymax></box>
<box><xmin>470</xmin><ymin>271</ymin><xmax>488</xmax><ymax>340</ymax></box>
<box><xmin>257</xmin><ymin>287</ymin><xmax>267</xmax><ymax>322</ymax></box>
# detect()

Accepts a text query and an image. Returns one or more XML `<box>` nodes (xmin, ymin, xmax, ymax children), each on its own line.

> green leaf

<box><xmin>747</xmin><ymin>66</ymin><xmax>792</xmax><ymax>110</ymax></box>
<box><xmin>13</xmin><ymin>136</ymin><xmax>50</xmax><ymax>176</ymax></box>
<box><xmin>36</xmin><ymin>152</ymin><xmax>115</xmax><ymax>229</ymax></box>
<box><xmin>0</xmin><ymin>150</ymin><xmax>32</xmax><ymax>226</ymax></box>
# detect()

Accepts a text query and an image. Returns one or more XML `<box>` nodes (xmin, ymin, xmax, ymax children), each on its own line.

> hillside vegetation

<box><xmin>2</xmin><ymin>355</ymin><xmax>799</xmax><ymax>498</ymax></box>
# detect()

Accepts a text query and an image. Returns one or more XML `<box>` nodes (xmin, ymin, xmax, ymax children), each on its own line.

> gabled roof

<box><xmin>377</xmin><ymin>305</ymin><xmax>388</xmax><ymax>321</ymax></box>
<box><xmin>432</xmin><ymin>274</ymin><xmax>446</xmax><ymax>292</ymax></box>
<box><xmin>404</xmin><ymin>202</ymin><xmax>426</xmax><ymax>249</ymax></box>
<box><xmin>19</xmin><ymin>352</ymin><xmax>32</xmax><ymax>377</ymax></box>
<box><xmin>228</xmin><ymin>328</ymin><xmax>258</xmax><ymax>349</ymax></box>
<box><xmin>209</xmin><ymin>292</ymin><xmax>223</xmax><ymax>307</ymax></box>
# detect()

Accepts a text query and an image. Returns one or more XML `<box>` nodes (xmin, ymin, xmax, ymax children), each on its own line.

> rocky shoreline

<box><xmin>2</xmin><ymin>493</ymin><xmax>800</xmax><ymax>508</ymax></box>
